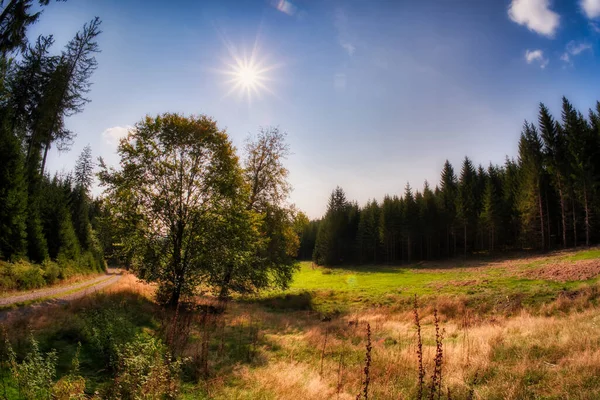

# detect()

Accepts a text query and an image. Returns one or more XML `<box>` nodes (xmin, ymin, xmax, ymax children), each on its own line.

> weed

<box><xmin>356</xmin><ymin>322</ymin><xmax>372</xmax><ymax>400</ymax></box>
<box><xmin>414</xmin><ymin>295</ymin><xmax>424</xmax><ymax>399</ymax></box>
<box><xmin>320</xmin><ymin>327</ymin><xmax>329</xmax><ymax>377</ymax></box>
<box><xmin>7</xmin><ymin>332</ymin><xmax>57</xmax><ymax>399</ymax></box>
<box><xmin>428</xmin><ymin>309</ymin><xmax>444</xmax><ymax>400</ymax></box>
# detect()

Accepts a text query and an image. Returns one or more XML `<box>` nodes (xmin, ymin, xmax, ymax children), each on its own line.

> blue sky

<box><xmin>34</xmin><ymin>0</ymin><xmax>600</xmax><ymax>218</ymax></box>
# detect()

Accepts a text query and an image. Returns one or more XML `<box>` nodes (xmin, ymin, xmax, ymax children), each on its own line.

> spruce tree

<box><xmin>456</xmin><ymin>157</ymin><xmax>476</xmax><ymax>256</ymax></box>
<box><xmin>0</xmin><ymin>118</ymin><xmax>27</xmax><ymax>259</ymax></box>
<box><xmin>518</xmin><ymin>122</ymin><xmax>547</xmax><ymax>250</ymax></box>
<box><xmin>439</xmin><ymin>160</ymin><xmax>458</xmax><ymax>257</ymax></box>
<box><xmin>539</xmin><ymin>103</ymin><xmax>568</xmax><ymax>248</ymax></box>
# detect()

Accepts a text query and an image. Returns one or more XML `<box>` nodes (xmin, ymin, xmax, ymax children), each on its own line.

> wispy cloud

<box><xmin>581</xmin><ymin>0</ymin><xmax>600</xmax><ymax>19</ymax></box>
<box><xmin>561</xmin><ymin>40</ymin><xmax>593</xmax><ymax>64</ymax></box>
<box><xmin>591</xmin><ymin>22</ymin><xmax>600</xmax><ymax>33</ymax></box>
<box><xmin>271</xmin><ymin>0</ymin><xmax>298</xmax><ymax>16</ymax></box>
<box><xmin>334</xmin><ymin>8</ymin><xmax>356</xmax><ymax>56</ymax></box>
<box><xmin>508</xmin><ymin>0</ymin><xmax>560</xmax><ymax>37</ymax></box>
<box><xmin>525</xmin><ymin>49</ymin><xmax>549</xmax><ymax>68</ymax></box>
<box><xmin>102</xmin><ymin>126</ymin><xmax>132</xmax><ymax>146</ymax></box>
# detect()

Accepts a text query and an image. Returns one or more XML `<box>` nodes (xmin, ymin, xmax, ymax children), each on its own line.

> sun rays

<box><xmin>217</xmin><ymin>33</ymin><xmax>282</xmax><ymax>104</ymax></box>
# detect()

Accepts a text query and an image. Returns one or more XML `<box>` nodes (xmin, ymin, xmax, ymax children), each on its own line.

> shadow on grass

<box><xmin>248</xmin><ymin>291</ymin><xmax>314</xmax><ymax>312</ymax></box>
<box><xmin>320</xmin><ymin>264</ymin><xmax>407</xmax><ymax>274</ymax></box>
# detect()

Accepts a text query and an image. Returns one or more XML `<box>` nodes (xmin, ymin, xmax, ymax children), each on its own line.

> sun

<box><xmin>237</xmin><ymin>64</ymin><xmax>259</xmax><ymax>87</ymax></box>
<box><xmin>218</xmin><ymin>40</ymin><xmax>281</xmax><ymax>103</ymax></box>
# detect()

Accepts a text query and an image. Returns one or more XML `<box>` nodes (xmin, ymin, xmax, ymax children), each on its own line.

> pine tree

<box><xmin>562</xmin><ymin>98</ymin><xmax>596</xmax><ymax>247</ymax></box>
<box><xmin>518</xmin><ymin>121</ymin><xmax>547</xmax><ymax>250</ymax></box>
<box><xmin>456</xmin><ymin>157</ymin><xmax>476</xmax><ymax>256</ymax></box>
<box><xmin>480</xmin><ymin>165</ymin><xmax>503</xmax><ymax>252</ymax></box>
<box><xmin>0</xmin><ymin>118</ymin><xmax>27</xmax><ymax>259</ymax></box>
<box><xmin>71</xmin><ymin>145</ymin><xmax>93</xmax><ymax>250</ymax></box>
<box><xmin>356</xmin><ymin>199</ymin><xmax>380</xmax><ymax>264</ymax></box>
<box><xmin>539</xmin><ymin>103</ymin><xmax>569</xmax><ymax>248</ymax></box>
<box><xmin>402</xmin><ymin>183</ymin><xmax>416</xmax><ymax>262</ymax></box>
<box><xmin>439</xmin><ymin>160</ymin><xmax>458</xmax><ymax>257</ymax></box>
<box><xmin>38</xmin><ymin>17</ymin><xmax>102</xmax><ymax>175</ymax></box>
<box><xmin>313</xmin><ymin>186</ymin><xmax>352</xmax><ymax>265</ymax></box>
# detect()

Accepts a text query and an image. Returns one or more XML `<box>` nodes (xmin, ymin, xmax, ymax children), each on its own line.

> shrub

<box><xmin>108</xmin><ymin>334</ymin><xmax>183</xmax><ymax>400</ymax></box>
<box><xmin>42</xmin><ymin>260</ymin><xmax>60</xmax><ymax>285</ymax></box>
<box><xmin>51</xmin><ymin>343</ymin><xmax>86</xmax><ymax>400</ymax></box>
<box><xmin>10</xmin><ymin>260</ymin><xmax>45</xmax><ymax>290</ymax></box>
<box><xmin>81</xmin><ymin>305</ymin><xmax>138</xmax><ymax>368</ymax></box>
<box><xmin>6</xmin><ymin>333</ymin><xmax>58</xmax><ymax>399</ymax></box>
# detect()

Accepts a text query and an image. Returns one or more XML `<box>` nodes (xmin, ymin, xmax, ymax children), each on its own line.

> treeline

<box><xmin>303</xmin><ymin>98</ymin><xmax>600</xmax><ymax>266</ymax></box>
<box><xmin>0</xmin><ymin>2</ymin><xmax>105</xmax><ymax>285</ymax></box>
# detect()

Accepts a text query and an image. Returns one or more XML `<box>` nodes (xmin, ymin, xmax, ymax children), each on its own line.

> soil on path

<box><xmin>0</xmin><ymin>268</ymin><xmax>123</xmax><ymax>307</ymax></box>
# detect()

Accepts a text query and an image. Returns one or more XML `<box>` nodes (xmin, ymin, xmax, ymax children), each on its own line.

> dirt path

<box><xmin>0</xmin><ymin>268</ymin><xmax>123</xmax><ymax>307</ymax></box>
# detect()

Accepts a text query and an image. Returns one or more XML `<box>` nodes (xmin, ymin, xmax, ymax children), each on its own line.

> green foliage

<box><xmin>81</xmin><ymin>305</ymin><xmax>138</xmax><ymax>368</ymax></box>
<box><xmin>313</xmin><ymin>187</ymin><xmax>359</xmax><ymax>265</ymax></box>
<box><xmin>303</xmin><ymin>97</ymin><xmax>600</xmax><ymax>265</ymax></box>
<box><xmin>108</xmin><ymin>334</ymin><xmax>183</xmax><ymax>400</ymax></box>
<box><xmin>0</xmin><ymin>120</ymin><xmax>28</xmax><ymax>259</ymax></box>
<box><xmin>7</xmin><ymin>333</ymin><xmax>58</xmax><ymax>399</ymax></box>
<box><xmin>0</xmin><ymin>259</ymin><xmax>46</xmax><ymax>290</ymax></box>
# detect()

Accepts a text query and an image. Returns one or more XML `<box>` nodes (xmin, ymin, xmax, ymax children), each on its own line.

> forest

<box><xmin>0</xmin><ymin>1</ymin><xmax>302</xmax><ymax>305</ymax></box>
<box><xmin>303</xmin><ymin>99</ymin><xmax>600</xmax><ymax>266</ymax></box>
<box><xmin>3</xmin><ymin>1</ymin><xmax>600</xmax><ymax>399</ymax></box>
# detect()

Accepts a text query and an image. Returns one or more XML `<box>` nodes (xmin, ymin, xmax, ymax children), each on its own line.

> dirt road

<box><xmin>0</xmin><ymin>268</ymin><xmax>123</xmax><ymax>307</ymax></box>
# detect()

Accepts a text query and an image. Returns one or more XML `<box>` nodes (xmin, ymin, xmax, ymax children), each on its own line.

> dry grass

<box><xmin>4</xmin><ymin>262</ymin><xmax>600</xmax><ymax>399</ymax></box>
<box><xmin>193</xmin><ymin>292</ymin><xmax>600</xmax><ymax>399</ymax></box>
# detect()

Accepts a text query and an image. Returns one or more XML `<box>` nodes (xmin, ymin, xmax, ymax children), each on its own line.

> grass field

<box><xmin>2</xmin><ymin>248</ymin><xmax>600</xmax><ymax>399</ymax></box>
<box><xmin>256</xmin><ymin>249</ymin><xmax>600</xmax><ymax>315</ymax></box>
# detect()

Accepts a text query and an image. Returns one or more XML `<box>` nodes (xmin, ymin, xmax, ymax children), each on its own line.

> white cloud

<box><xmin>525</xmin><ymin>49</ymin><xmax>549</xmax><ymax>68</ymax></box>
<box><xmin>582</xmin><ymin>0</ymin><xmax>600</xmax><ymax>19</ymax></box>
<box><xmin>271</xmin><ymin>0</ymin><xmax>297</xmax><ymax>16</ymax></box>
<box><xmin>102</xmin><ymin>126</ymin><xmax>131</xmax><ymax>146</ymax></box>
<box><xmin>566</xmin><ymin>40</ymin><xmax>592</xmax><ymax>55</ymax></box>
<box><xmin>334</xmin><ymin>8</ymin><xmax>356</xmax><ymax>56</ymax></box>
<box><xmin>591</xmin><ymin>21</ymin><xmax>600</xmax><ymax>32</ymax></box>
<box><xmin>508</xmin><ymin>0</ymin><xmax>560</xmax><ymax>37</ymax></box>
<box><xmin>341</xmin><ymin>42</ymin><xmax>355</xmax><ymax>56</ymax></box>
<box><xmin>560</xmin><ymin>40</ymin><xmax>592</xmax><ymax>64</ymax></box>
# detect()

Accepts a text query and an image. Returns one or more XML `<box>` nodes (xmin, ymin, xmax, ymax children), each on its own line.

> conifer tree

<box><xmin>456</xmin><ymin>157</ymin><xmax>476</xmax><ymax>256</ymax></box>
<box><xmin>518</xmin><ymin>122</ymin><xmax>547</xmax><ymax>250</ymax></box>
<box><xmin>0</xmin><ymin>118</ymin><xmax>27</xmax><ymax>258</ymax></box>
<box><xmin>439</xmin><ymin>160</ymin><xmax>458</xmax><ymax>257</ymax></box>
<box><xmin>539</xmin><ymin>103</ymin><xmax>568</xmax><ymax>247</ymax></box>
<box><xmin>402</xmin><ymin>183</ymin><xmax>416</xmax><ymax>262</ymax></box>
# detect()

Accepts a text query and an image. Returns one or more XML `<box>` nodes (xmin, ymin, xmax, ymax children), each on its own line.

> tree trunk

<box><xmin>584</xmin><ymin>183</ymin><xmax>590</xmax><ymax>247</ymax></box>
<box><xmin>40</xmin><ymin>138</ymin><xmax>51</xmax><ymax>177</ymax></box>
<box><xmin>167</xmin><ymin>272</ymin><xmax>183</xmax><ymax>308</ymax></box>
<box><xmin>446</xmin><ymin>226</ymin><xmax>450</xmax><ymax>258</ymax></box>
<box><xmin>219</xmin><ymin>268</ymin><xmax>233</xmax><ymax>300</ymax></box>
<box><xmin>453</xmin><ymin>230</ymin><xmax>457</xmax><ymax>257</ymax></box>
<box><xmin>572</xmin><ymin>199</ymin><xmax>577</xmax><ymax>247</ymax></box>
<box><xmin>463</xmin><ymin>224</ymin><xmax>467</xmax><ymax>258</ymax></box>
<box><xmin>538</xmin><ymin>184</ymin><xmax>545</xmax><ymax>251</ymax></box>
<box><xmin>558</xmin><ymin>184</ymin><xmax>567</xmax><ymax>248</ymax></box>
<box><xmin>545</xmin><ymin>188</ymin><xmax>551</xmax><ymax>249</ymax></box>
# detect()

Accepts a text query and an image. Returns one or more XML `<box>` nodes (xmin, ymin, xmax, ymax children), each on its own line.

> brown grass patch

<box><xmin>521</xmin><ymin>259</ymin><xmax>600</xmax><ymax>282</ymax></box>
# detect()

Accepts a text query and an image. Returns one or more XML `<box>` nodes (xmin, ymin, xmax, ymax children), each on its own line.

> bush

<box><xmin>108</xmin><ymin>334</ymin><xmax>183</xmax><ymax>400</ymax></box>
<box><xmin>42</xmin><ymin>260</ymin><xmax>60</xmax><ymax>285</ymax></box>
<box><xmin>11</xmin><ymin>260</ymin><xmax>45</xmax><ymax>290</ymax></box>
<box><xmin>81</xmin><ymin>305</ymin><xmax>138</xmax><ymax>368</ymax></box>
<box><xmin>6</xmin><ymin>333</ymin><xmax>58</xmax><ymax>399</ymax></box>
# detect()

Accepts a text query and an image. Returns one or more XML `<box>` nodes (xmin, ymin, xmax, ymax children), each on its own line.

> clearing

<box><xmin>2</xmin><ymin>249</ymin><xmax>600</xmax><ymax>399</ymax></box>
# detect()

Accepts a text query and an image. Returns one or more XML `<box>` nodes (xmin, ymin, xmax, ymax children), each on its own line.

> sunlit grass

<box><xmin>258</xmin><ymin>248</ymin><xmax>600</xmax><ymax>314</ymax></box>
